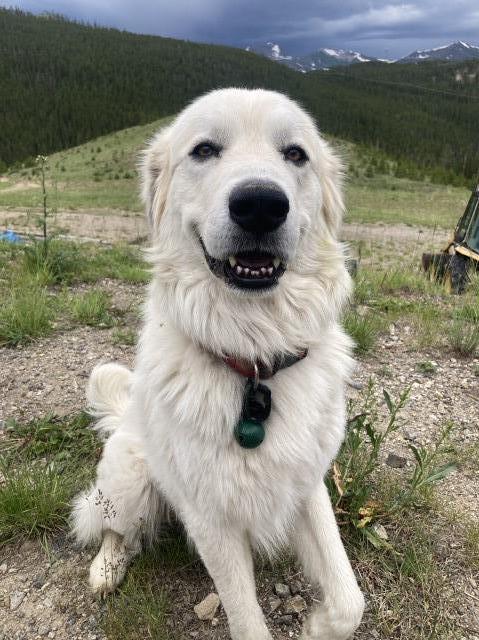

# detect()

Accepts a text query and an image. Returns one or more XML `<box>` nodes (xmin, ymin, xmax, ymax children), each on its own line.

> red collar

<box><xmin>223</xmin><ymin>349</ymin><xmax>308</xmax><ymax>380</ymax></box>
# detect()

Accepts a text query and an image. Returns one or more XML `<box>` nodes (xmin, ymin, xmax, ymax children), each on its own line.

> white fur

<box><xmin>72</xmin><ymin>88</ymin><xmax>364</xmax><ymax>639</ymax></box>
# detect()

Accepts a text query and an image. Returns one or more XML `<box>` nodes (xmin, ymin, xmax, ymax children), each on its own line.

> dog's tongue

<box><xmin>237</xmin><ymin>254</ymin><xmax>272</xmax><ymax>268</ymax></box>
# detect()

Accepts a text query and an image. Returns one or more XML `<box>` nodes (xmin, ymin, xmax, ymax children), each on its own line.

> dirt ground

<box><xmin>0</xmin><ymin>218</ymin><xmax>478</xmax><ymax>640</ymax></box>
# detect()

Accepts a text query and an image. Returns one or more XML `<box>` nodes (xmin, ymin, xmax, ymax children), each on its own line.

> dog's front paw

<box><xmin>300</xmin><ymin>591</ymin><xmax>365</xmax><ymax>640</ymax></box>
<box><xmin>88</xmin><ymin>531</ymin><xmax>137</xmax><ymax>597</ymax></box>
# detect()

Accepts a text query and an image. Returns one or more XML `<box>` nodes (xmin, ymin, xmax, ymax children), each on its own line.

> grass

<box><xmin>0</xmin><ymin>117</ymin><xmax>471</xmax><ymax>232</ymax></box>
<box><xmin>71</xmin><ymin>290</ymin><xmax>114</xmax><ymax>327</ymax></box>
<box><xmin>0</xmin><ymin>282</ymin><xmax>55</xmax><ymax>345</ymax></box>
<box><xmin>447</xmin><ymin>317</ymin><xmax>479</xmax><ymax>356</ymax></box>
<box><xmin>0</xmin><ymin>239</ymin><xmax>147</xmax><ymax>344</ymax></box>
<box><xmin>343</xmin><ymin>310</ymin><xmax>379</xmax><ymax>355</ymax></box>
<box><xmin>0</xmin><ymin>461</ymin><xmax>74</xmax><ymax>543</ymax></box>
<box><xmin>0</xmin><ymin>118</ymin><xmax>171</xmax><ymax>211</ymax></box>
<box><xmin>112</xmin><ymin>327</ymin><xmax>137</xmax><ymax>346</ymax></box>
<box><xmin>0</xmin><ymin>412</ymin><xmax>100</xmax><ymax>543</ymax></box>
<box><xmin>346</xmin><ymin>178</ymin><xmax>469</xmax><ymax>229</ymax></box>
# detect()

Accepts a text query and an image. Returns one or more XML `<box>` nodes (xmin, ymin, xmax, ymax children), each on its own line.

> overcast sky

<box><xmin>3</xmin><ymin>0</ymin><xmax>479</xmax><ymax>59</ymax></box>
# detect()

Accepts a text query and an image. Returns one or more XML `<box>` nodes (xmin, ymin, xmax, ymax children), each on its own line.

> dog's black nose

<box><xmin>229</xmin><ymin>183</ymin><xmax>289</xmax><ymax>234</ymax></box>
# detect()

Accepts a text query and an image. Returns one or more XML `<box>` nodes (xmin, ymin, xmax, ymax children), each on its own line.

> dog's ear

<box><xmin>316</xmin><ymin>137</ymin><xmax>345</xmax><ymax>238</ymax></box>
<box><xmin>139</xmin><ymin>125</ymin><xmax>173</xmax><ymax>231</ymax></box>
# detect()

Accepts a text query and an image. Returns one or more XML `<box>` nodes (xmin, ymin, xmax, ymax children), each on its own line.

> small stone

<box><xmin>10</xmin><ymin>591</ymin><xmax>26</xmax><ymax>610</ymax></box>
<box><xmin>32</xmin><ymin>576</ymin><xmax>45</xmax><ymax>589</ymax></box>
<box><xmin>269</xmin><ymin>597</ymin><xmax>282</xmax><ymax>613</ymax></box>
<box><xmin>0</xmin><ymin>563</ymin><xmax>7</xmax><ymax>574</ymax></box>
<box><xmin>289</xmin><ymin>579</ymin><xmax>302</xmax><ymax>595</ymax></box>
<box><xmin>37</xmin><ymin>626</ymin><xmax>50</xmax><ymax>637</ymax></box>
<box><xmin>386</xmin><ymin>453</ymin><xmax>407</xmax><ymax>469</ymax></box>
<box><xmin>284</xmin><ymin>595</ymin><xmax>307</xmax><ymax>615</ymax></box>
<box><xmin>211</xmin><ymin>618</ymin><xmax>219</xmax><ymax>627</ymax></box>
<box><xmin>274</xmin><ymin>583</ymin><xmax>291</xmax><ymax>598</ymax></box>
<box><xmin>194</xmin><ymin>593</ymin><xmax>220</xmax><ymax>621</ymax></box>
<box><xmin>276</xmin><ymin>614</ymin><xmax>293</xmax><ymax>626</ymax></box>
<box><xmin>372</xmin><ymin>523</ymin><xmax>389</xmax><ymax>541</ymax></box>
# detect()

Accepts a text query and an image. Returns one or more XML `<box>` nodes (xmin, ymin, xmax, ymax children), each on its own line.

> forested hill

<box><xmin>1</xmin><ymin>8</ymin><xmax>478</xmax><ymax>186</ymax></box>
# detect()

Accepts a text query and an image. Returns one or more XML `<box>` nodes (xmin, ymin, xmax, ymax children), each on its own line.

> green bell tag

<box><xmin>234</xmin><ymin>419</ymin><xmax>265</xmax><ymax>449</ymax></box>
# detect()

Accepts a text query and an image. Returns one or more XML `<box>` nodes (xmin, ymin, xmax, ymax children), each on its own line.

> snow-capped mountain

<box><xmin>246</xmin><ymin>42</ymin><xmax>376</xmax><ymax>71</ymax></box>
<box><xmin>247</xmin><ymin>40</ymin><xmax>479</xmax><ymax>72</ymax></box>
<box><xmin>398</xmin><ymin>41</ymin><xmax>479</xmax><ymax>63</ymax></box>
<box><xmin>297</xmin><ymin>48</ymin><xmax>373</xmax><ymax>71</ymax></box>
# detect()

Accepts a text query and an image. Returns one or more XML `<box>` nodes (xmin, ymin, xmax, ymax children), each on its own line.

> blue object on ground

<box><xmin>0</xmin><ymin>230</ymin><xmax>23</xmax><ymax>243</ymax></box>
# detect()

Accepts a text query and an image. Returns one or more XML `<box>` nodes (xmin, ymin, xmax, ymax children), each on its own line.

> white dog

<box><xmin>72</xmin><ymin>88</ymin><xmax>364</xmax><ymax>640</ymax></box>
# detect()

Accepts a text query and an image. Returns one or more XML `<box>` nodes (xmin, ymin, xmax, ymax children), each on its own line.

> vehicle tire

<box><xmin>449</xmin><ymin>253</ymin><xmax>469</xmax><ymax>294</ymax></box>
<box><xmin>422</xmin><ymin>253</ymin><xmax>450</xmax><ymax>282</ymax></box>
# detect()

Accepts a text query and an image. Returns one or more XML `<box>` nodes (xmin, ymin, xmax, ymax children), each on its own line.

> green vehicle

<box><xmin>422</xmin><ymin>183</ymin><xmax>479</xmax><ymax>293</ymax></box>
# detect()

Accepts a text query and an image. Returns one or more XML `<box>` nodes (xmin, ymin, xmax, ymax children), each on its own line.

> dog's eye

<box><xmin>283</xmin><ymin>146</ymin><xmax>308</xmax><ymax>165</ymax></box>
<box><xmin>190</xmin><ymin>142</ymin><xmax>221</xmax><ymax>160</ymax></box>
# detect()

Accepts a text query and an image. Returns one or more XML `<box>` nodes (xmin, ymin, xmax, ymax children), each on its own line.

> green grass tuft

<box><xmin>0</xmin><ymin>283</ymin><xmax>55</xmax><ymax>345</ymax></box>
<box><xmin>447</xmin><ymin>318</ymin><xmax>479</xmax><ymax>356</ymax></box>
<box><xmin>0</xmin><ymin>412</ymin><xmax>100</xmax><ymax>543</ymax></box>
<box><xmin>0</xmin><ymin>461</ymin><xmax>73</xmax><ymax>543</ymax></box>
<box><xmin>71</xmin><ymin>290</ymin><xmax>113</xmax><ymax>327</ymax></box>
<box><xmin>343</xmin><ymin>311</ymin><xmax>379</xmax><ymax>355</ymax></box>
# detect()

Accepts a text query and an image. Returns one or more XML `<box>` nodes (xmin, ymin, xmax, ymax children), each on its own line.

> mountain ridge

<box><xmin>248</xmin><ymin>40</ymin><xmax>479</xmax><ymax>71</ymax></box>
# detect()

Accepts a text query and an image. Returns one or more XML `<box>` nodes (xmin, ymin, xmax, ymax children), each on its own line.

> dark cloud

<box><xmin>3</xmin><ymin>0</ymin><xmax>479</xmax><ymax>58</ymax></box>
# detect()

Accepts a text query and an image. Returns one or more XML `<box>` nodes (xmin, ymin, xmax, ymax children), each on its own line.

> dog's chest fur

<box><xmin>133</xmin><ymin>320</ymin><xmax>351</xmax><ymax>551</ymax></box>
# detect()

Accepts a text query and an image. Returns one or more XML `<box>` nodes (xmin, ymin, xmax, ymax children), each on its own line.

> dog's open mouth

<box><xmin>200</xmin><ymin>240</ymin><xmax>286</xmax><ymax>290</ymax></box>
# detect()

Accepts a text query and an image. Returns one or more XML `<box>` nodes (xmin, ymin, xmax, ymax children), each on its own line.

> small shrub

<box><xmin>71</xmin><ymin>290</ymin><xmax>113</xmax><ymax>327</ymax></box>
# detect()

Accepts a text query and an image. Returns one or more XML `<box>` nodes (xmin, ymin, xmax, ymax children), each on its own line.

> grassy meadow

<box><xmin>0</xmin><ymin>121</ymin><xmax>478</xmax><ymax>640</ymax></box>
<box><xmin>0</xmin><ymin>119</ymin><xmax>473</xmax><ymax>231</ymax></box>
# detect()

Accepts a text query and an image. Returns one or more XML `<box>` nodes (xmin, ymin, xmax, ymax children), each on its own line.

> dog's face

<box><xmin>141</xmin><ymin>89</ymin><xmax>345</xmax><ymax>296</ymax></box>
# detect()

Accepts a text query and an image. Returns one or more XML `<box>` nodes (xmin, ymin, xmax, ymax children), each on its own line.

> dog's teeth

<box><xmin>236</xmin><ymin>265</ymin><xmax>243</xmax><ymax>275</ymax></box>
<box><xmin>273</xmin><ymin>258</ymin><xmax>280</xmax><ymax>269</ymax></box>
<box><xmin>251</xmin><ymin>270</ymin><xmax>259</xmax><ymax>277</ymax></box>
<box><xmin>260</xmin><ymin>267</ymin><xmax>267</xmax><ymax>275</ymax></box>
<box><xmin>243</xmin><ymin>267</ymin><xmax>250</xmax><ymax>275</ymax></box>
<box><xmin>267</xmin><ymin>267</ymin><xmax>273</xmax><ymax>276</ymax></box>
<box><xmin>228</xmin><ymin>256</ymin><xmax>237</xmax><ymax>267</ymax></box>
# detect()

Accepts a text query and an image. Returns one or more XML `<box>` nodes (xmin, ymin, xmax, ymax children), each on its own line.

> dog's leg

<box><xmin>72</xmin><ymin>430</ymin><xmax>161</xmax><ymax>596</ymax></box>
<box><xmin>294</xmin><ymin>481</ymin><xmax>364</xmax><ymax>640</ymax></box>
<box><xmin>184</xmin><ymin>513</ymin><xmax>272</xmax><ymax>640</ymax></box>
<box><xmin>89</xmin><ymin>530</ymin><xmax>141</xmax><ymax>596</ymax></box>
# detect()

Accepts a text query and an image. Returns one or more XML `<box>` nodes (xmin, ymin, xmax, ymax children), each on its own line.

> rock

<box><xmin>284</xmin><ymin>595</ymin><xmax>307</xmax><ymax>615</ymax></box>
<box><xmin>372</xmin><ymin>523</ymin><xmax>389</xmax><ymax>541</ymax></box>
<box><xmin>0</xmin><ymin>563</ymin><xmax>7</xmax><ymax>574</ymax></box>
<box><xmin>276</xmin><ymin>614</ymin><xmax>293</xmax><ymax>626</ymax></box>
<box><xmin>269</xmin><ymin>597</ymin><xmax>282</xmax><ymax>613</ymax></box>
<box><xmin>37</xmin><ymin>625</ymin><xmax>50</xmax><ymax>637</ymax></box>
<box><xmin>32</xmin><ymin>576</ymin><xmax>46</xmax><ymax>589</ymax></box>
<box><xmin>274</xmin><ymin>583</ymin><xmax>291</xmax><ymax>598</ymax></box>
<box><xmin>10</xmin><ymin>590</ymin><xmax>26</xmax><ymax>610</ymax></box>
<box><xmin>194</xmin><ymin>593</ymin><xmax>220</xmax><ymax>621</ymax></box>
<box><xmin>386</xmin><ymin>453</ymin><xmax>407</xmax><ymax>469</ymax></box>
<box><xmin>289</xmin><ymin>579</ymin><xmax>302</xmax><ymax>595</ymax></box>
